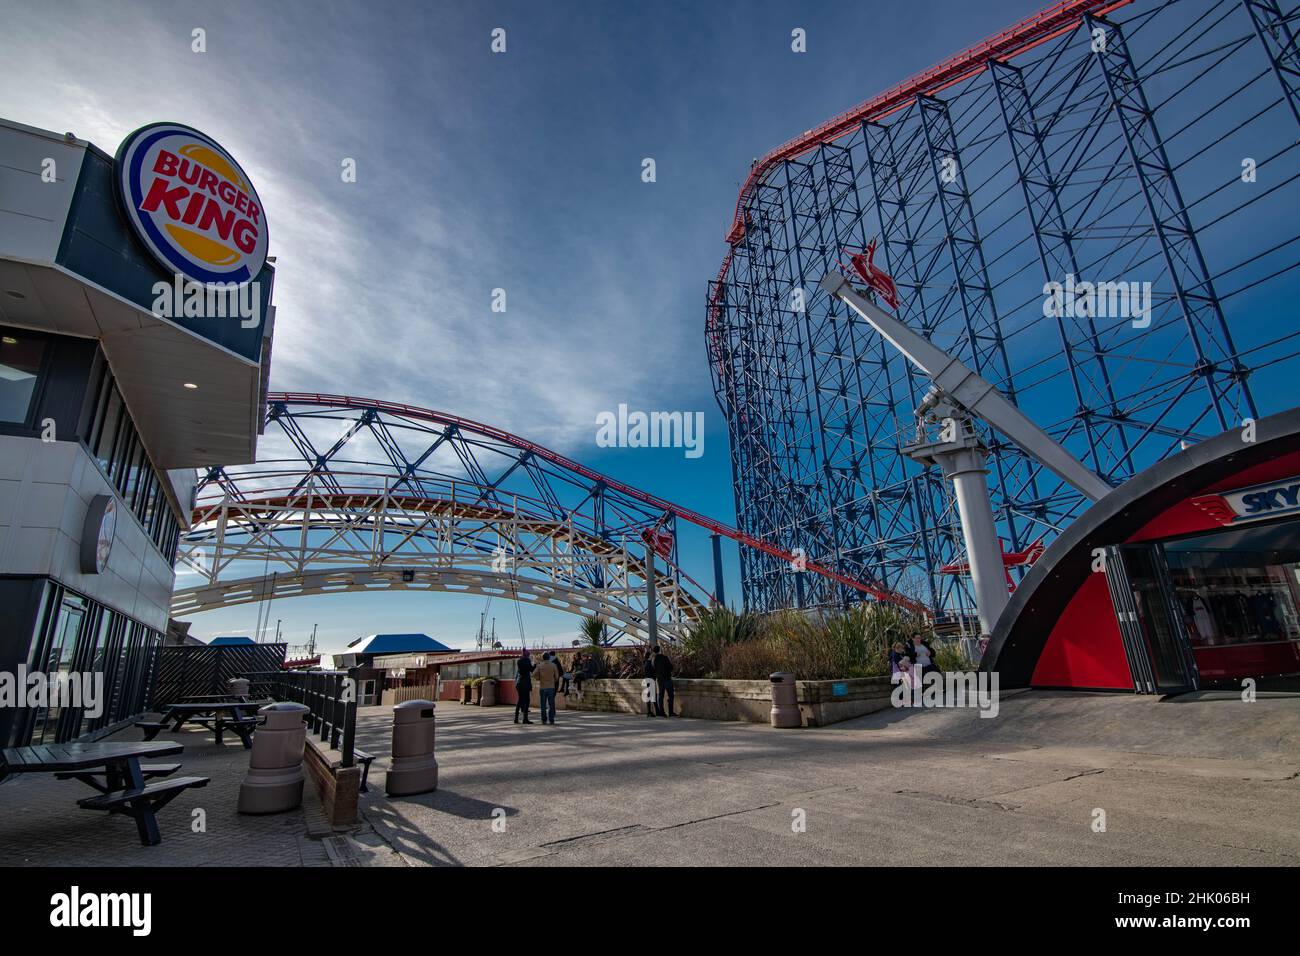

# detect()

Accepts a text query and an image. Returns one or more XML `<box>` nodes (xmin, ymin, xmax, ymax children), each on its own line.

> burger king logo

<box><xmin>115</xmin><ymin>122</ymin><xmax>268</xmax><ymax>287</ymax></box>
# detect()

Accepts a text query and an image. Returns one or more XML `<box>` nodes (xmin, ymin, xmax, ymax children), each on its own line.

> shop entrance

<box><xmin>1105</xmin><ymin>517</ymin><xmax>1300</xmax><ymax>693</ymax></box>
<box><xmin>1105</xmin><ymin>544</ymin><xmax>1200</xmax><ymax>695</ymax></box>
<box><xmin>1162</xmin><ymin>518</ymin><xmax>1300</xmax><ymax>682</ymax></box>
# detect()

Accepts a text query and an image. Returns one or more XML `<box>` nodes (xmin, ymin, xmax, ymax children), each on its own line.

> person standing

<box><xmin>642</xmin><ymin>650</ymin><xmax>657</xmax><ymax>718</ymax></box>
<box><xmin>534</xmin><ymin>652</ymin><xmax>561</xmax><ymax>725</ymax></box>
<box><xmin>653</xmin><ymin>645</ymin><xmax>676</xmax><ymax>718</ymax></box>
<box><xmin>514</xmin><ymin>649</ymin><xmax>535</xmax><ymax>724</ymax></box>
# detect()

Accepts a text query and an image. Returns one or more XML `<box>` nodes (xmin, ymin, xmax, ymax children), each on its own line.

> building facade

<box><xmin>0</xmin><ymin>117</ymin><xmax>275</xmax><ymax>745</ymax></box>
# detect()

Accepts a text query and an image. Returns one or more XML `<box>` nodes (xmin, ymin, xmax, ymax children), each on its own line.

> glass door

<box><xmin>1104</xmin><ymin>544</ymin><xmax>1200</xmax><ymax>695</ymax></box>
<box><xmin>32</xmin><ymin>595</ymin><xmax>87</xmax><ymax>742</ymax></box>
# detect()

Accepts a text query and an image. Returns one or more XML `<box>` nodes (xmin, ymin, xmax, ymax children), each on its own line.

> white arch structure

<box><xmin>172</xmin><ymin>393</ymin><xmax>923</xmax><ymax>641</ymax></box>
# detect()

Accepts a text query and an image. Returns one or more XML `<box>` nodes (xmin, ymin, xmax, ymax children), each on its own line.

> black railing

<box><xmin>242</xmin><ymin>668</ymin><xmax>359</xmax><ymax>768</ymax></box>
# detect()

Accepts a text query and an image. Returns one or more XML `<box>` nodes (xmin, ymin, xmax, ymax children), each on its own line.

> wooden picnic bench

<box><xmin>354</xmin><ymin>749</ymin><xmax>376</xmax><ymax>793</ymax></box>
<box><xmin>138</xmin><ymin>700</ymin><xmax>264</xmax><ymax>748</ymax></box>
<box><xmin>0</xmin><ymin>741</ymin><xmax>207</xmax><ymax>846</ymax></box>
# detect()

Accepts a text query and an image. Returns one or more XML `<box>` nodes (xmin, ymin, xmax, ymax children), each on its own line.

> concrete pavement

<box><xmin>339</xmin><ymin>689</ymin><xmax>1300</xmax><ymax>867</ymax></box>
<box><xmin>2</xmin><ymin>688</ymin><xmax>1296</xmax><ymax>866</ymax></box>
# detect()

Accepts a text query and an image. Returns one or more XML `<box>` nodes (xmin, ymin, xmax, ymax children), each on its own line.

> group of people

<box><xmin>511</xmin><ymin>645</ymin><xmax>679</xmax><ymax>724</ymax></box>
<box><xmin>512</xmin><ymin>649</ymin><xmax>597</xmax><ymax>724</ymax></box>
<box><xmin>889</xmin><ymin>634</ymin><xmax>938</xmax><ymax>688</ymax></box>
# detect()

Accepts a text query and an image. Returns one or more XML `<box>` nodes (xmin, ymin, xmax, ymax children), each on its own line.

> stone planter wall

<box><xmin>547</xmin><ymin>676</ymin><xmax>892</xmax><ymax>727</ymax></box>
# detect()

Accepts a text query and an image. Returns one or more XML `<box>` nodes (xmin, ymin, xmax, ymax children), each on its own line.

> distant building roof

<box><xmin>346</xmin><ymin>633</ymin><xmax>454</xmax><ymax>655</ymax></box>
<box><xmin>209</xmin><ymin>636</ymin><xmax>257</xmax><ymax>646</ymax></box>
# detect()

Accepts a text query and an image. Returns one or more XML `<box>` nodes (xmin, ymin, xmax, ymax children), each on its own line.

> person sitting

<box><xmin>573</xmin><ymin>654</ymin><xmax>594</xmax><ymax>700</ymax></box>
<box><xmin>561</xmin><ymin>653</ymin><xmax>577</xmax><ymax>697</ymax></box>
<box><xmin>889</xmin><ymin>641</ymin><xmax>908</xmax><ymax>684</ymax></box>
<box><xmin>910</xmin><ymin>634</ymin><xmax>936</xmax><ymax>678</ymax></box>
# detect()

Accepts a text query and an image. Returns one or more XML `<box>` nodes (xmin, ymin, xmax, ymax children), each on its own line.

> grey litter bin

<box><xmin>769</xmin><ymin>672</ymin><xmax>800</xmax><ymax>728</ymax></box>
<box><xmin>386</xmin><ymin>699</ymin><xmax>439</xmax><ymax>796</ymax></box>
<box><xmin>228</xmin><ymin>677</ymin><xmax>251</xmax><ymax>697</ymax></box>
<box><xmin>238</xmin><ymin>702</ymin><xmax>308</xmax><ymax>814</ymax></box>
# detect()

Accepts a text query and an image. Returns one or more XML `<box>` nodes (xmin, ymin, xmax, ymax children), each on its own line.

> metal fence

<box><xmin>381</xmin><ymin>684</ymin><xmax>437</xmax><ymax>705</ymax></box>
<box><xmin>149</xmin><ymin>643</ymin><xmax>287</xmax><ymax>708</ymax></box>
<box><xmin>243</xmin><ymin>669</ymin><xmax>359</xmax><ymax>768</ymax></box>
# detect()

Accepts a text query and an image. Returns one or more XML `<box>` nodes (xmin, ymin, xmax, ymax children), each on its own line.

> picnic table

<box><xmin>138</xmin><ymin>701</ymin><xmax>265</xmax><ymax>748</ymax></box>
<box><xmin>0</xmin><ymin>741</ymin><xmax>208</xmax><ymax>846</ymax></box>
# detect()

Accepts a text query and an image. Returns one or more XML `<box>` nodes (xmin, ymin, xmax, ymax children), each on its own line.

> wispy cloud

<box><xmin>1</xmin><ymin>0</ymin><xmax>706</xmax><ymax>454</ymax></box>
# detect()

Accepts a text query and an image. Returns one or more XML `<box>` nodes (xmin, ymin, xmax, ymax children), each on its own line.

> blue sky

<box><xmin>2</xmin><ymin>0</ymin><xmax>1100</xmax><ymax>652</ymax></box>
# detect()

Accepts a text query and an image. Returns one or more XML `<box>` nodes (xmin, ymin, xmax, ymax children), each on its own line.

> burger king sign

<box><xmin>115</xmin><ymin>122</ymin><xmax>268</xmax><ymax>287</ymax></box>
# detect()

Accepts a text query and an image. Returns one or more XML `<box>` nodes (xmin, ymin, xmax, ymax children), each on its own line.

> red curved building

<box><xmin>986</xmin><ymin>409</ymin><xmax>1300</xmax><ymax>692</ymax></box>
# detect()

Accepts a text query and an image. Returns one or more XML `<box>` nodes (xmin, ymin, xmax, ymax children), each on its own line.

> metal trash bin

<box><xmin>386</xmin><ymin>699</ymin><xmax>438</xmax><ymax>796</ymax></box>
<box><xmin>238</xmin><ymin>702</ymin><xmax>307</xmax><ymax>813</ymax></box>
<box><xmin>228</xmin><ymin>677</ymin><xmax>251</xmax><ymax>697</ymax></box>
<box><xmin>769</xmin><ymin>672</ymin><xmax>801</xmax><ymax>728</ymax></box>
<box><xmin>480</xmin><ymin>679</ymin><xmax>497</xmax><ymax>706</ymax></box>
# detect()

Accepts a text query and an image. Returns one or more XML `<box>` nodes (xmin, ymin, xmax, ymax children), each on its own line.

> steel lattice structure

<box><xmin>708</xmin><ymin>0</ymin><xmax>1300</xmax><ymax>615</ymax></box>
<box><xmin>171</xmin><ymin>394</ymin><xmax>924</xmax><ymax>642</ymax></box>
<box><xmin>173</xmin><ymin>394</ymin><xmax>709</xmax><ymax>641</ymax></box>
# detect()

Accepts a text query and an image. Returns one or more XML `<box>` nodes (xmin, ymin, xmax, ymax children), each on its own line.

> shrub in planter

<box><xmin>719</xmin><ymin>637</ymin><xmax>787</xmax><ymax>680</ymax></box>
<box><xmin>681</xmin><ymin>606</ymin><xmax>759</xmax><ymax>677</ymax></box>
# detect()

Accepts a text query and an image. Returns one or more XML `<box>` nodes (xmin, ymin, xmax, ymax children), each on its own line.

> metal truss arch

<box><xmin>173</xmin><ymin>395</ymin><xmax>713</xmax><ymax>642</ymax></box>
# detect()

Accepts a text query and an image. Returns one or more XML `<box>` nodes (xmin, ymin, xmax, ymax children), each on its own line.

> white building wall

<box><xmin>0</xmin><ymin>435</ymin><xmax>174</xmax><ymax>630</ymax></box>
<box><xmin>0</xmin><ymin>119</ymin><xmax>85</xmax><ymax>265</ymax></box>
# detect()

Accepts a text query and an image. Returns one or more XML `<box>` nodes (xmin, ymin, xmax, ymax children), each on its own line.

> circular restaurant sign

<box><xmin>80</xmin><ymin>495</ymin><xmax>117</xmax><ymax>575</ymax></box>
<box><xmin>115</xmin><ymin>122</ymin><xmax>268</xmax><ymax>287</ymax></box>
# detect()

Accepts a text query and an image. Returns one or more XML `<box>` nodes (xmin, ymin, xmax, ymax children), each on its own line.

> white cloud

<box><xmin>0</xmin><ymin>0</ymin><xmax>705</xmax><ymax>456</ymax></box>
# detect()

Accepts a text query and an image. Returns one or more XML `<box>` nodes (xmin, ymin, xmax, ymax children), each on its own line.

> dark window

<box><xmin>0</xmin><ymin>328</ymin><xmax>48</xmax><ymax>424</ymax></box>
<box><xmin>93</xmin><ymin>385</ymin><xmax>123</xmax><ymax>475</ymax></box>
<box><xmin>81</xmin><ymin>365</ymin><xmax>186</xmax><ymax>566</ymax></box>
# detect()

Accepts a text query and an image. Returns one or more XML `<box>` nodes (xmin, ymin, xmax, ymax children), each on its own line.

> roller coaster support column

<box><xmin>710</xmin><ymin>533</ymin><xmax>726</xmax><ymax>608</ymax></box>
<box><xmin>903</xmin><ymin>403</ymin><xmax>1007</xmax><ymax>642</ymax></box>
<box><xmin>646</xmin><ymin>541</ymin><xmax>659</xmax><ymax>647</ymax></box>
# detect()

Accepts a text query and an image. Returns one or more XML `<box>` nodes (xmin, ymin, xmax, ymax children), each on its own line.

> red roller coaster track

<box><xmin>708</xmin><ymin>0</ymin><xmax>1133</xmax><ymax>320</ymax></box>
<box><xmin>266</xmin><ymin>392</ymin><xmax>928</xmax><ymax>613</ymax></box>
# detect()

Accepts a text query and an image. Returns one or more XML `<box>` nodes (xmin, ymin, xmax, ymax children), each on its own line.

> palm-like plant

<box><xmin>579</xmin><ymin>613</ymin><xmax>606</xmax><ymax>647</ymax></box>
<box><xmin>682</xmin><ymin>606</ymin><xmax>758</xmax><ymax>676</ymax></box>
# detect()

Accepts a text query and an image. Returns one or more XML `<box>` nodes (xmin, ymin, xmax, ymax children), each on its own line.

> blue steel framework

<box><xmin>709</xmin><ymin>0</ymin><xmax>1300</xmax><ymax>615</ymax></box>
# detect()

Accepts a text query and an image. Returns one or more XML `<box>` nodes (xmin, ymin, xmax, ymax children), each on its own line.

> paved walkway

<box><xmin>339</xmin><ymin>689</ymin><xmax>1300</xmax><ymax>867</ymax></box>
<box><xmin>2</xmin><ymin>690</ymin><xmax>1297</xmax><ymax>866</ymax></box>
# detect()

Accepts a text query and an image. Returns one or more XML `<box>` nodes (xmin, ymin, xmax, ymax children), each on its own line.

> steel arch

<box><xmin>173</xmin><ymin>393</ymin><xmax>924</xmax><ymax>641</ymax></box>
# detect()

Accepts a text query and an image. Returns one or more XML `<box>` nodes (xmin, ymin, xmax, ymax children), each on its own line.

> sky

<box><xmin>2</xmin><ymin>0</ymin><xmax>1080</xmax><ymax>653</ymax></box>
